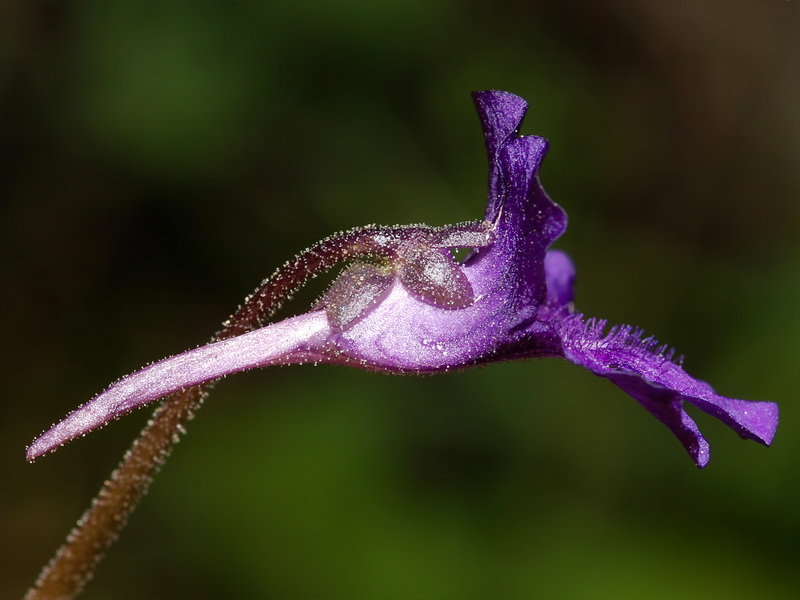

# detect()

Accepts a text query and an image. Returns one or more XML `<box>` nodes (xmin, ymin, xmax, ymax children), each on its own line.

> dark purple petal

<box><xmin>495</xmin><ymin>136</ymin><xmax>566</xmax><ymax>245</ymax></box>
<box><xmin>606</xmin><ymin>371</ymin><xmax>711</xmax><ymax>467</ymax></box>
<box><xmin>485</xmin><ymin>136</ymin><xmax>567</xmax><ymax>316</ymax></box>
<box><xmin>559</xmin><ymin>317</ymin><xmax>778</xmax><ymax>467</ymax></box>
<box><xmin>544</xmin><ymin>250</ymin><xmax>576</xmax><ymax>307</ymax></box>
<box><xmin>683</xmin><ymin>395</ymin><xmax>778</xmax><ymax>447</ymax></box>
<box><xmin>472</xmin><ymin>90</ymin><xmax>529</xmax><ymax>221</ymax></box>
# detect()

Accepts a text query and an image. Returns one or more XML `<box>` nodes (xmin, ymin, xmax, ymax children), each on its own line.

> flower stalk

<box><xmin>25</xmin><ymin>384</ymin><xmax>209</xmax><ymax>600</ymax></box>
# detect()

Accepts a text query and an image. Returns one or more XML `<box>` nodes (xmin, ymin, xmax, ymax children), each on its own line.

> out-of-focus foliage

<box><xmin>2</xmin><ymin>1</ymin><xmax>798</xmax><ymax>598</ymax></box>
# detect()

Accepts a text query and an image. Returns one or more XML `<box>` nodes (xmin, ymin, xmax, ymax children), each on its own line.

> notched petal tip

<box><xmin>471</xmin><ymin>91</ymin><xmax>528</xmax><ymax>158</ymax></box>
<box><xmin>686</xmin><ymin>395</ymin><xmax>779</xmax><ymax>447</ymax></box>
<box><xmin>747</xmin><ymin>401</ymin><xmax>779</xmax><ymax>446</ymax></box>
<box><xmin>603</xmin><ymin>371</ymin><xmax>711</xmax><ymax>468</ymax></box>
<box><xmin>472</xmin><ymin>90</ymin><xmax>530</xmax><ymax>221</ymax></box>
<box><xmin>499</xmin><ymin>134</ymin><xmax>550</xmax><ymax>175</ymax></box>
<box><xmin>561</xmin><ymin>315</ymin><xmax>779</xmax><ymax>466</ymax></box>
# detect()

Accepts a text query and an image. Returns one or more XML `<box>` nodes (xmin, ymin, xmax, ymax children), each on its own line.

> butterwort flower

<box><xmin>28</xmin><ymin>90</ymin><xmax>777</xmax><ymax>468</ymax></box>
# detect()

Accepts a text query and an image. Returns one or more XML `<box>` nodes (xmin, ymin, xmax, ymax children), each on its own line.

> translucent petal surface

<box><xmin>318</xmin><ymin>263</ymin><xmax>395</xmax><ymax>331</ymax></box>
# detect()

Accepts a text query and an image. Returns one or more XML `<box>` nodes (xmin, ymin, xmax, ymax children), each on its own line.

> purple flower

<box><xmin>28</xmin><ymin>90</ymin><xmax>778</xmax><ymax>468</ymax></box>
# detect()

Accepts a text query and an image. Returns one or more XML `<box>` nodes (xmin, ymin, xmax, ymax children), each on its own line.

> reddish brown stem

<box><xmin>24</xmin><ymin>384</ymin><xmax>211</xmax><ymax>600</ymax></box>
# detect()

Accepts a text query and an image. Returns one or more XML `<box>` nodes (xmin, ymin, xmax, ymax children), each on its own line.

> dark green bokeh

<box><xmin>2</xmin><ymin>1</ymin><xmax>798</xmax><ymax>598</ymax></box>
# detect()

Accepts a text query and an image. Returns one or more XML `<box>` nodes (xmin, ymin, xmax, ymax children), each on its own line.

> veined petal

<box><xmin>27</xmin><ymin>312</ymin><xmax>331</xmax><ymax>461</ymax></box>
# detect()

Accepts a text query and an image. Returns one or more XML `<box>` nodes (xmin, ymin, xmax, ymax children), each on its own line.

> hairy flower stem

<box><xmin>25</xmin><ymin>384</ymin><xmax>211</xmax><ymax>600</ymax></box>
<box><xmin>25</xmin><ymin>224</ymin><xmax>426</xmax><ymax>600</ymax></box>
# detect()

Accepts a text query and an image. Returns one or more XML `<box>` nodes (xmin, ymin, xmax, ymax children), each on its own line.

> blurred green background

<box><xmin>2</xmin><ymin>1</ymin><xmax>798</xmax><ymax>598</ymax></box>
